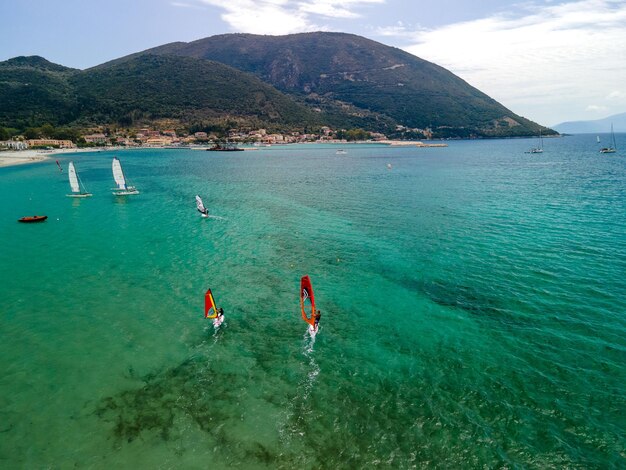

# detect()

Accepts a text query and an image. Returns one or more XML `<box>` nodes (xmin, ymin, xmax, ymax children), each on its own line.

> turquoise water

<box><xmin>1</xmin><ymin>137</ymin><xmax>625</xmax><ymax>468</ymax></box>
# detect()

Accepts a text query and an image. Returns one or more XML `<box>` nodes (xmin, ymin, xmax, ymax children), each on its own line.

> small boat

<box><xmin>599</xmin><ymin>124</ymin><xmax>617</xmax><ymax>154</ymax></box>
<box><xmin>525</xmin><ymin>131</ymin><xmax>543</xmax><ymax>154</ymax></box>
<box><xmin>112</xmin><ymin>157</ymin><xmax>139</xmax><ymax>195</ymax></box>
<box><xmin>336</xmin><ymin>149</ymin><xmax>347</xmax><ymax>155</ymax></box>
<box><xmin>18</xmin><ymin>215</ymin><xmax>48</xmax><ymax>223</ymax></box>
<box><xmin>195</xmin><ymin>195</ymin><xmax>209</xmax><ymax>217</ymax></box>
<box><xmin>66</xmin><ymin>161</ymin><xmax>92</xmax><ymax>198</ymax></box>
<box><xmin>207</xmin><ymin>143</ymin><xmax>244</xmax><ymax>151</ymax></box>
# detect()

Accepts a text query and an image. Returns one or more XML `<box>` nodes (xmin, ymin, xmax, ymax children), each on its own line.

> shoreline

<box><xmin>3</xmin><ymin>135</ymin><xmax>532</xmax><ymax>168</ymax></box>
<box><xmin>0</xmin><ymin>148</ymin><xmax>105</xmax><ymax>168</ymax></box>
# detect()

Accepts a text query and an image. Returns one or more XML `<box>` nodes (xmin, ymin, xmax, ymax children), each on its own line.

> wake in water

<box><xmin>277</xmin><ymin>330</ymin><xmax>320</xmax><ymax>447</ymax></box>
<box><xmin>199</xmin><ymin>213</ymin><xmax>226</xmax><ymax>221</ymax></box>
<box><xmin>210</xmin><ymin>322</ymin><xmax>224</xmax><ymax>345</ymax></box>
<box><xmin>213</xmin><ymin>315</ymin><xmax>225</xmax><ymax>330</ymax></box>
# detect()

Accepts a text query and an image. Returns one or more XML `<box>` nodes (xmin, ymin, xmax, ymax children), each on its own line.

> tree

<box><xmin>345</xmin><ymin>128</ymin><xmax>370</xmax><ymax>141</ymax></box>
<box><xmin>24</xmin><ymin>127</ymin><xmax>40</xmax><ymax>139</ymax></box>
<box><xmin>39</xmin><ymin>124</ymin><xmax>55</xmax><ymax>138</ymax></box>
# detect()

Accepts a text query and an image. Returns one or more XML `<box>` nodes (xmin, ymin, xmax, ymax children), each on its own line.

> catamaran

<box><xmin>599</xmin><ymin>124</ymin><xmax>617</xmax><ymax>154</ymax></box>
<box><xmin>195</xmin><ymin>195</ymin><xmax>209</xmax><ymax>217</ymax></box>
<box><xmin>66</xmin><ymin>161</ymin><xmax>92</xmax><ymax>197</ymax></box>
<box><xmin>111</xmin><ymin>157</ymin><xmax>139</xmax><ymax>195</ymax></box>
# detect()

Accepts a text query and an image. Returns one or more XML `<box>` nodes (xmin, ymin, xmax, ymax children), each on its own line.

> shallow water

<box><xmin>1</xmin><ymin>137</ymin><xmax>625</xmax><ymax>468</ymax></box>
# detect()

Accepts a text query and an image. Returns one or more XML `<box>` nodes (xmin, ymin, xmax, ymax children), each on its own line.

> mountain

<box><xmin>70</xmin><ymin>54</ymin><xmax>320</xmax><ymax>127</ymax></box>
<box><xmin>1</xmin><ymin>33</ymin><xmax>554</xmax><ymax>138</ymax></box>
<box><xmin>124</xmin><ymin>32</ymin><xmax>553</xmax><ymax>137</ymax></box>
<box><xmin>0</xmin><ymin>56</ymin><xmax>79</xmax><ymax>128</ymax></box>
<box><xmin>553</xmin><ymin>112</ymin><xmax>626</xmax><ymax>134</ymax></box>
<box><xmin>0</xmin><ymin>54</ymin><xmax>322</xmax><ymax>131</ymax></box>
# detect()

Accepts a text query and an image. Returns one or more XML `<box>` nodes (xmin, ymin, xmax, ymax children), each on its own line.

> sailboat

<box><xmin>195</xmin><ymin>195</ymin><xmax>209</xmax><ymax>217</ymax></box>
<box><xmin>599</xmin><ymin>124</ymin><xmax>617</xmax><ymax>154</ymax></box>
<box><xmin>525</xmin><ymin>131</ymin><xmax>543</xmax><ymax>154</ymax></box>
<box><xmin>66</xmin><ymin>161</ymin><xmax>92</xmax><ymax>197</ymax></box>
<box><xmin>111</xmin><ymin>157</ymin><xmax>139</xmax><ymax>195</ymax></box>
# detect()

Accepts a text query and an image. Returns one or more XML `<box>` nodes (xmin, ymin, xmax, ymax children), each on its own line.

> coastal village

<box><xmin>0</xmin><ymin>125</ymin><xmax>447</xmax><ymax>151</ymax></box>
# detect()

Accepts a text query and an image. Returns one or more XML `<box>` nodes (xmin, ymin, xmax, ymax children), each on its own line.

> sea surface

<box><xmin>1</xmin><ymin>136</ymin><xmax>625</xmax><ymax>468</ymax></box>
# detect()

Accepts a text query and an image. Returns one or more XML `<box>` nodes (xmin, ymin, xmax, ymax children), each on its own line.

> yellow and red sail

<box><xmin>205</xmin><ymin>289</ymin><xmax>218</xmax><ymax>319</ymax></box>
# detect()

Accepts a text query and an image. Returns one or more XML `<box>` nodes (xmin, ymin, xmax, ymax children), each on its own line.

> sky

<box><xmin>1</xmin><ymin>0</ymin><xmax>625</xmax><ymax>126</ymax></box>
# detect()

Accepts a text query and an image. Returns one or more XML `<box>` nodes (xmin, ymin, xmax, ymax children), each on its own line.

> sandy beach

<box><xmin>0</xmin><ymin>148</ymin><xmax>104</xmax><ymax>168</ymax></box>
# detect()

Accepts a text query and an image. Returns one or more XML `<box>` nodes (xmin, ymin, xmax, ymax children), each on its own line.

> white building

<box><xmin>0</xmin><ymin>140</ymin><xmax>28</xmax><ymax>150</ymax></box>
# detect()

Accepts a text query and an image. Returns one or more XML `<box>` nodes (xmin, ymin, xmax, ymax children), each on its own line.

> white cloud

<box><xmin>396</xmin><ymin>0</ymin><xmax>626</xmax><ymax>125</ymax></box>
<box><xmin>606</xmin><ymin>90</ymin><xmax>626</xmax><ymax>100</ymax></box>
<box><xmin>376</xmin><ymin>21</ymin><xmax>419</xmax><ymax>38</ymax></box>
<box><xmin>586</xmin><ymin>104</ymin><xmax>608</xmax><ymax>112</ymax></box>
<box><xmin>199</xmin><ymin>0</ymin><xmax>383</xmax><ymax>35</ymax></box>
<box><xmin>171</xmin><ymin>1</ymin><xmax>206</xmax><ymax>8</ymax></box>
<box><xmin>299</xmin><ymin>0</ymin><xmax>384</xmax><ymax>19</ymax></box>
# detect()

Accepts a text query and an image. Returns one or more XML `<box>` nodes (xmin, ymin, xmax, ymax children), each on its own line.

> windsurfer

<box><xmin>195</xmin><ymin>195</ymin><xmax>209</xmax><ymax>216</ymax></box>
<box><xmin>309</xmin><ymin>310</ymin><xmax>321</xmax><ymax>334</ymax></box>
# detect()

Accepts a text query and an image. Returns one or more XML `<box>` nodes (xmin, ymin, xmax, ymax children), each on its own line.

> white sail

<box><xmin>68</xmin><ymin>162</ymin><xmax>80</xmax><ymax>193</ymax></box>
<box><xmin>611</xmin><ymin>123</ymin><xmax>617</xmax><ymax>150</ymax></box>
<box><xmin>66</xmin><ymin>161</ymin><xmax>92</xmax><ymax>197</ymax></box>
<box><xmin>597</xmin><ymin>135</ymin><xmax>601</xmax><ymax>144</ymax></box>
<box><xmin>112</xmin><ymin>157</ymin><xmax>127</xmax><ymax>190</ymax></box>
<box><xmin>196</xmin><ymin>195</ymin><xmax>207</xmax><ymax>214</ymax></box>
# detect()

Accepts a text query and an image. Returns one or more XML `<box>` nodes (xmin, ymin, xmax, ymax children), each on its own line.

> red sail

<box><xmin>300</xmin><ymin>275</ymin><xmax>316</xmax><ymax>326</ymax></box>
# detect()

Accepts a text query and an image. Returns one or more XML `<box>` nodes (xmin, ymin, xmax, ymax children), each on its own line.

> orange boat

<box><xmin>18</xmin><ymin>215</ymin><xmax>48</xmax><ymax>223</ymax></box>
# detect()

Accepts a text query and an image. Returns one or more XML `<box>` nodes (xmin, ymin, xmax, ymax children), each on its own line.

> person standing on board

<box><xmin>313</xmin><ymin>310</ymin><xmax>321</xmax><ymax>332</ymax></box>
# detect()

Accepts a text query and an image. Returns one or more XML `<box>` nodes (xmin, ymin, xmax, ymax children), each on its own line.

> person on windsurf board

<box><xmin>205</xmin><ymin>289</ymin><xmax>224</xmax><ymax>327</ymax></box>
<box><xmin>314</xmin><ymin>310</ymin><xmax>321</xmax><ymax>331</ymax></box>
<box><xmin>195</xmin><ymin>195</ymin><xmax>209</xmax><ymax>217</ymax></box>
<box><xmin>300</xmin><ymin>275</ymin><xmax>321</xmax><ymax>336</ymax></box>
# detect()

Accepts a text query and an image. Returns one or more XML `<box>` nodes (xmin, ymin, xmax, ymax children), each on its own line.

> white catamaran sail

<box><xmin>67</xmin><ymin>161</ymin><xmax>92</xmax><ymax>198</ymax></box>
<box><xmin>112</xmin><ymin>157</ymin><xmax>139</xmax><ymax>195</ymax></box>
<box><xmin>196</xmin><ymin>195</ymin><xmax>209</xmax><ymax>217</ymax></box>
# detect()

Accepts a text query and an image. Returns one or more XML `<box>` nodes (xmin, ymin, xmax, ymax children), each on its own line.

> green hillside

<box><xmin>72</xmin><ymin>54</ymin><xmax>319</xmax><ymax>127</ymax></box>
<box><xmin>1</xmin><ymin>32</ymin><xmax>556</xmax><ymax>138</ymax></box>
<box><xmin>0</xmin><ymin>56</ymin><xmax>79</xmax><ymax>128</ymax></box>
<box><xmin>142</xmin><ymin>32</ymin><xmax>554</xmax><ymax>137</ymax></box>
<box><xmin>0</xmin><ymin>54</ymin><xmax>325</xmax><ymax>132</ymax></box>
